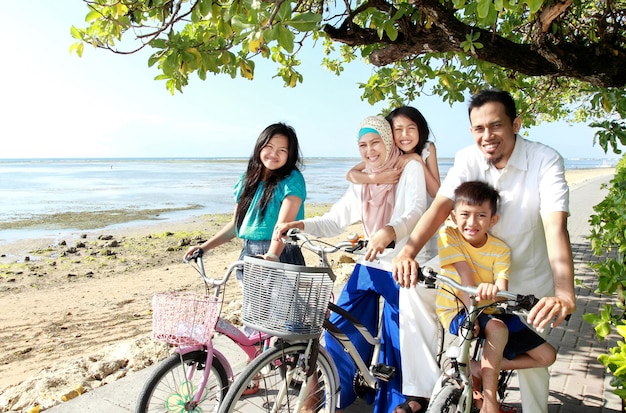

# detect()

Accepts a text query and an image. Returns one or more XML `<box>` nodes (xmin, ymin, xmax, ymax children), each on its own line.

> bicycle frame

<box><xmin>422</xmin><ymin>267</ymin><xmax>533</xmax><ymax>413</ymax></box>
<box><xmin>214</xmin><ymin>230</ymin><xmax>401</xmax><ymax>413</ymax></box>
<box><xmin>287</xmin><ymin>230</ymin><xmax>394</xmax><ymax>394</ymax></box>
<box><xmin>322</xmin><ymin>301</ymin><xmax>385</xmax><ymax>390</ymax></box>
<box><xmin>173</xmin><ymin>316</ymin><xmax>273</xmax><ymax>386</ymax></box>
<box><xmin>137</xmin><ymin>254</ymin><xmax>273</xmax><ymax>412</ymax></box>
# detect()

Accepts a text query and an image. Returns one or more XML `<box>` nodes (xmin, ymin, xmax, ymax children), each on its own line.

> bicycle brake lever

<box><xmin>513</xmin><ymin>294</ymin><xmax>572</xmax><ymax>322</ymax></box>
<box><xmin>183</xmin><ymin>247</ymin><xmax>204</xmax><ymax>263</ymax></box>
<box><xmin>345</xmin><ymin>239</ymin><xmax>367</xmax><ymax>253</ymax></box>
<box><xmin>418</xmin><ymin>267</ymin><xmax>437</xmax><ymax>288</ymax></box>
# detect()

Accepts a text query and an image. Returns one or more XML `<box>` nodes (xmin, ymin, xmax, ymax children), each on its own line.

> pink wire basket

<box><xmin>151</xmin><ymin>292</ymin><xmax>222</xmax><ymax>346</ymax></box>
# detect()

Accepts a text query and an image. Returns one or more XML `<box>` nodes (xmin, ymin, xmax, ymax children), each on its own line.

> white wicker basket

<box><xmin>241</xmin><ymin>256</ymin><xmax>335</xmax><ymax>340</ymax></box>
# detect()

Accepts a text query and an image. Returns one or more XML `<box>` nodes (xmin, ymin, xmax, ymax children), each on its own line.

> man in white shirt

<box><xmin>392</xmin><ymin>89</ymin><xmax>576</xmax><ymax>413</ymax></box>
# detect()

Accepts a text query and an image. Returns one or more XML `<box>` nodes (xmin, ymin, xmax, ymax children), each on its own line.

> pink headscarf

<box><xmin>358</xmin><ymin>116</ymin><xmax>401</xmax><ymax>238</ymax></box>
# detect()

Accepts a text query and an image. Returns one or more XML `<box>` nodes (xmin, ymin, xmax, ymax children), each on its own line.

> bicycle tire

<box><xmin>136</xmin><ymin>349</ymin><xmax>229</xmax><ymax>413</ymax></box>
<box><xmin>218</xmin><ymin>341</ymin><xmax>338</xmax><ymax>413</ymax></box>
<box><xmin>426</xmin><ymin>381</ymin><xmax>464</xmax><ymax>413</ymax></box>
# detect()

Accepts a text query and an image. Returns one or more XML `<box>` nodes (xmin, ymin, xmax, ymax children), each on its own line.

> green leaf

<box><xmin>277</xmin><ymin>26</ymin><xmax>295</xmax><ymax>54</ymax></box>
<box><xmin>198</xmin><ymin>0</ymin><xmax>211</xmax><ymax>16</ymax></box>
<box><xmin>85</xmin><ymin>9</ymin><xmax>101</xmax><ymax>22</ymax></box>
<box><xmin>595</xmin><ymin>321</ymin><xmax>611</xmax><ymax>338</ymax></box>
<box><xmin>384</xmin><ymin>21</ymin><xmax>398</xmax><ymax>41</ymax></box>
<box><xmin>476</xmin><ymin>0</ymin><xmax>491</xmax><ymax>19</ymax></box>
<box><xmin>70</xmin><ymin>26</ymin><xmax>82</xmax><ymax>41</ymax></box>
<box><xmin>287</xmin><ymin>12</ymin><xmax>322</xmax><ymax>32</ymax></box>
<box><xmin>582</xmin><ymin>313</ymin><xmax>601</xmax><ymax>324</ymax></box>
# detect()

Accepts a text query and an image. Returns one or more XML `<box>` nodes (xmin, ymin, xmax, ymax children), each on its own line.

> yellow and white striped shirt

<box><xmin>436</xmin><ymin>225</ymin><xmax>511</xmax><ymax>330</ymax></box>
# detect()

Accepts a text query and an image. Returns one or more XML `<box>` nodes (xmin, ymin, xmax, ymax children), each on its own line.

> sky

<box><xmin>0</xmin><ymin>1</ymin><xmax>616</xmax><ymax>160</ymax></box>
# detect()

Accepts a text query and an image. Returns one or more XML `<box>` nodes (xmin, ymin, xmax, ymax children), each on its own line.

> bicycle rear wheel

<box><xmin>426</xmin><ymin>380</ymin><xmax>465</xmax><ymax>413</ymax></box>
<box><xmin>218</xmin><ymin>341</ymin><xmax>338</xmax><ymax>413</ymax></box>
<box><xmin>136</xmin><ymin>349</ymin><xmax>229</xmax><ymax>413</ymax></box>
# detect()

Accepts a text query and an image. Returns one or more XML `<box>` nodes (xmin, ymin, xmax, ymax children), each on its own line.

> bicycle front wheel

<box><xmin>136</xmin><ymin>349</ymin><xmax>229</xmax><ymax>413</ymax></box>
<box><xmin>426</xmin><ymin>379</ymin><xmax>465</xmax><ymax>413</ymax></box>
<box><xmin>219</xmin><ymin>341</ymin><xmax>338</xmax><ymax>413</ymax></box>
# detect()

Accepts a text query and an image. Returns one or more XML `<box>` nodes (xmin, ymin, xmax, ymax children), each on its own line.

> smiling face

<box><xmin>391</xmin><ymin>114</ymin><xmax>419</xmax><ymax>153</ymax></box>
<box><xmin>469</xmin><ymin>101</ymin><xmax>521</xmax><ymax>169</ymax></box>
<box><xmin>260</xmin><ymin>134</ymin><xmax>289</xmax><ymax>173</ymax></box>
<box><xmin>451</xmin><ymin>200</ymin><xmax>499</xmax><ymax>248</ymax></box>
<box><xmin>358</xmin><ymin>132</ymin><xmax>387</xmax><ymax>169</ymax></box>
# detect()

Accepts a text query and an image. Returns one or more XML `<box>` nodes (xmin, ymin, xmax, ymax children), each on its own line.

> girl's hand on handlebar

<box><xmin>184</xmin><ymin>246</ymin><xmax>203</xmax><ymax>261</ymax></box>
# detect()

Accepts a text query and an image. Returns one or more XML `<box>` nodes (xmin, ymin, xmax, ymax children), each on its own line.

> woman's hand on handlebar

<box><xmin>365</xmin><ymin>226</ymin><xmax>396</xmax><ymax>262</ymax></box>
<box><xmin>273</xmin><ymin>221</ymin><xmax>304</xmax><ymax>241</ymax></box>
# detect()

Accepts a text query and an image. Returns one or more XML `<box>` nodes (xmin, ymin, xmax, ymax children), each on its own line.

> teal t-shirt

<box><xmin>233</xmin><ymin>170</ymin><xmax>306</xmax><ymax>240</ymax></box>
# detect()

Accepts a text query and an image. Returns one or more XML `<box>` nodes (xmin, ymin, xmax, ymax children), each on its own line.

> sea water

<box><xmin>0</xmin><ymin>157</ymin><xmax>617</xmax><ymax>243</ymax></box>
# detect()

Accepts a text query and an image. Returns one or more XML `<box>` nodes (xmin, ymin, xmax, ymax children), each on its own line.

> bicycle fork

<box><xmin>270</xmin><ymin>340</ymin><xmax>320</xmax><ymax>413</ymax></box>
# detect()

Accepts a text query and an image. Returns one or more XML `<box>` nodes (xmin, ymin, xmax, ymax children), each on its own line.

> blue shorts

<box><xmin>236</xmin><ymin>239</ymin><xmax>305</xmax><ymax>280</ymax></box>
<box><xmin>449</xmin><ymin>312</ymin><xmax>546</xmax><ymax>360</ymax></box>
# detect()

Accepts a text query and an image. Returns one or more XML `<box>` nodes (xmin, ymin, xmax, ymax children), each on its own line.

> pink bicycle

<box><xmin>136</xmin><ymin>248</ymin><xmax>271</xmax><ymax>413</ymax></box>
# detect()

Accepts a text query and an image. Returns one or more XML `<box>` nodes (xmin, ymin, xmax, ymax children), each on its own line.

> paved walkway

<box><xmin>47</xmin><ymin>174</ymin><xmax>622</xmax><ymax>412</ymax></box>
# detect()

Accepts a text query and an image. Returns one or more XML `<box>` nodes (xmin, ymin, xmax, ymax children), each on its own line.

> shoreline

<box><xmin>0</xmin><ymin>167</ymin><xmax>615</xmax><ymax>248</ymax></box>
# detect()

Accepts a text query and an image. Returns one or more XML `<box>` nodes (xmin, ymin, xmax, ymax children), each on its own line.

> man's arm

<box><xmin>392</xmin><ymin>195</ymin><xmax>454</xmax><ymax>287</ymax></box>
<box><xmin>527</xmin><ymin>211</ymin><xmax>576</xmax><ymax>331</ymax></box>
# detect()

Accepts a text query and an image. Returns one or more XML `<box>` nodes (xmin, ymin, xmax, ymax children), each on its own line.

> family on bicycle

<box><xmin>183</xmin><ymin>88</ymin><xmax>576</xmax><ymax>413</ymax></box>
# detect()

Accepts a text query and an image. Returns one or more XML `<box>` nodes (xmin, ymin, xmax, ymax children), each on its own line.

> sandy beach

<box><xmin>0</xmin><ymin>167</ymin><xmax>616</xmax><ymax>412</ymax></box>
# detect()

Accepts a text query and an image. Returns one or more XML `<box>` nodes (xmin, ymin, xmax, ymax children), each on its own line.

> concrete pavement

<box><xmin>47</xmin><ymin>174</ymin><xmax>622</xmax><ymax>412</ymax></box>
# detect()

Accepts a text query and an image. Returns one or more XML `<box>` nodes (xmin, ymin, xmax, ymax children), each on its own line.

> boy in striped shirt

<box><xmin>436</xmin><ymin>181</ymin><xmax>556</xmax><ymax>413</ymax></box>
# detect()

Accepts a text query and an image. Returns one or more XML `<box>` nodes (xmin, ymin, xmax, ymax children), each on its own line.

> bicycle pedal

<box><xmin>372</xmin><ymin>364</ymin><xmax>396</xmax><ymax>381</ymax></box>
<box><xmin>499</xmin><ymin>404</ymin><xmax>519</xmax><ymax>413</ymax></box>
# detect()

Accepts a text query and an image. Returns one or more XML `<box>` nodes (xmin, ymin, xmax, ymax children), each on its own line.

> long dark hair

<box><xmin>386</xmin><ymin>106</ymin><xmax>432</xmax><ymax>155</ymax></box>
<box><xmin>236</xmin><ymin>123</ymin><xmax>303</xmax><ymax>231</ymax></box>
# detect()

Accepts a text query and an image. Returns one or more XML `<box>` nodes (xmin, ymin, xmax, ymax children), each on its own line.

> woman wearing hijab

<box><xmin>275</xmin><ymin>115</ymin><xmax>437</xmax><ymax>413</ymax></box>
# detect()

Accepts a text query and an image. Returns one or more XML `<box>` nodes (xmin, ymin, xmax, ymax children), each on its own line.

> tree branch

<box><xmin>323</xmin><ymin>0</ymin><xmax>626</xmax><ymax>87</ymax></box>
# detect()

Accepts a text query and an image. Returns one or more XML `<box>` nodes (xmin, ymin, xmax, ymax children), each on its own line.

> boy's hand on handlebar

<box><xmin>476</xmin><ymin>283</ymin><xmax>499</xmax><ymax>301</ymax></box>
<box><xmin>391</xmin><ymin>254</ymin><xmax>420</xmax><ymax>288</ymax></box>
<box><xmin>527</xmin><ymin>295</ymin><xmax>575</xmax><ymax>332</ymax></box>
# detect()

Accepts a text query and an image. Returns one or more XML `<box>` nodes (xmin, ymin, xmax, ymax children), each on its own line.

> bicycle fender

<box><xmin>212</xmin><ymin>348</ymin><xmax>235</xmax><ymax>382</ymax></box>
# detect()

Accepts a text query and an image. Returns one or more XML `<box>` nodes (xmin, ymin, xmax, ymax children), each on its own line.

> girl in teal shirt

<box><xmin>184</xmin><ymin>123</ymin><xmax>306</xmax><ymax>278</ymax></box>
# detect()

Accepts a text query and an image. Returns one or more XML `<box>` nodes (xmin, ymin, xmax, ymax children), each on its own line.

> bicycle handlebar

<box><xmin>284</xmin><ymin>228</ymin><xmax>395</xmax><ymax>255</ymax></box>
<box><xmin>184</xmin><ymin>247</ymin><xmax>244</xmax><ymax>288</ymax></box>
<box><xmin>284</xmin><ymin>228</ymin><xmax>368</xmax><ymax>255</ymax></box>
<box><xmin>419</xmin><ymin>266</ymin><xmax>539</xmax><ymax>312</ymax></box>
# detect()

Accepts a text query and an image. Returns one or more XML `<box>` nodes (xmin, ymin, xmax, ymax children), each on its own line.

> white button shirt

<box><xmin>439</xmin><ymin>136</ymin><xmax>569</xmax><ymax>297</ymax></box>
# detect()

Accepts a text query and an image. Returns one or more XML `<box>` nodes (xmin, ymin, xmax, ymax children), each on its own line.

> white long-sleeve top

<box><xmin>304</xmin><ymin>160</ymin><xmax>428</xmax><ymax>268</ymax></box>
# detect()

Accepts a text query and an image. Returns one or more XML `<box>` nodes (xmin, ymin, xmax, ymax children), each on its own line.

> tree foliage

<box><xmin>585</xmin><ymin>155</ymin><xmax>626</xmax><ymax>400</ymax></box>
<box><xmin>71</xmin><ymin>0</ymin><xmax>626</xmax><ymax>152</ymax></box>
